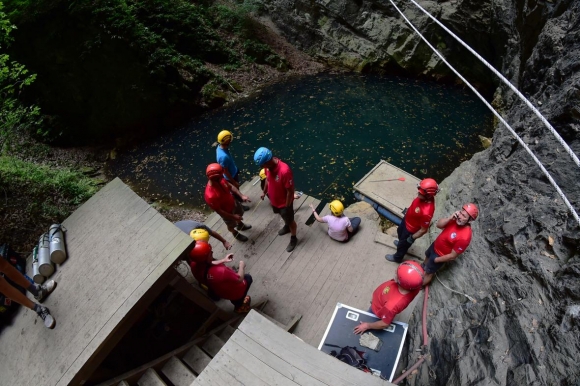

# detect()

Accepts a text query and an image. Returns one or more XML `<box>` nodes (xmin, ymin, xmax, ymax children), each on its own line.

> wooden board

<box><xmin>353</xmin><ymin>160</ymin><xmax>420</xmax><ymax>219</ymax></box>
<box><xmin>0</xmin><ymin>178</ymin><xmax>193</xmax><ymax>386</ymax></box>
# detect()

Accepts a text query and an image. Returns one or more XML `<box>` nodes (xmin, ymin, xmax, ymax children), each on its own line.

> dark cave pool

<box><xmin>108</xmin><ymin>73</ymin><xmax>493</xmax><ymax>209</ymax></box>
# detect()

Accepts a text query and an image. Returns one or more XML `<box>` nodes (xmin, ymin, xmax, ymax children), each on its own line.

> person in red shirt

<box><xmin>204</xmin><ymin>163</ymin><xmax>252</xmax><ymax>242</ymax></box>
<box><xmin>188</xmin><ymin>241</ymin><xmax>253</xmax><ymax>313</ymax></box>
<box><xmin>423</xmin><ymin>203</ymin><xmax>479</xmax><ymax>285</ymax></box>
<box><xmin>254</xmin><ymin>147</ymin><xmax>298</xmax><ymax>252</ymax></box>
<box><xmin>386</xmin><ymin>178</ymin><xmax>439</xmax><ymax>263</ymax></box>
<box><xmin>353</xmin><ymin>261</ymin><xmax>424</xmax><ymax>334</ymax></box>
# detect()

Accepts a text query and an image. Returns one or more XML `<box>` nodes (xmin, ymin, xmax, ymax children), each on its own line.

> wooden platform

<box><xmin>353</xmin><ymin>160</ymin><xmax>420</xmax><ymax>220</ymax></box>
<box><xmin>0</xmin><ymin>178</ymin><xmax>194</xmax><ymax>386</ymax></box>
<box><xmin>194</xmin><ymin>310</ymin><xmax>394</xmax><ymax>385</ymax></box>
<box><xmin>205</xmin><ymin>177</ymin><xmax>422</xmax><ymax>346</ymax></box>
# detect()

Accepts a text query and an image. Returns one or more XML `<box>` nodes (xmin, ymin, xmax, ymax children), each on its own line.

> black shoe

<box><xmin>242</xmin><ymin>205</ymin><xmax>250</xmax><ymax>211</ymax></box>
<box><xmin>394</xmin><ymin>240</ymin><xmax>399</xmax><ymax>247</ymax></box>
<box><xmin>286</xmin><ymin>237</ymin><xmax>297</xmax><ymax>252</ymax></box>
<box><xmin>237</xmin><ymin>223</ymin><xmax>252</xmax><ymax>231</ymax></box>
<box><xmin>234</xmin><ymin>232</ymin><xmax>248</xmax><ymax>242</ymax></box>
<box><xmin>385</xmin><ymin>254</ymin><xmax>400</xmax><ymax>263</ymax></box>
<box><xmin>278</xmin><ymin>226</ymin><xmax>290</xmax><ymax>236</ymax></box>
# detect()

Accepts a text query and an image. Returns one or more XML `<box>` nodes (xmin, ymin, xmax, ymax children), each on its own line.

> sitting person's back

<box><xmin>310</xmin><ymin>200</ymin><xmax>361</xmax><ymax>242</ymax></box>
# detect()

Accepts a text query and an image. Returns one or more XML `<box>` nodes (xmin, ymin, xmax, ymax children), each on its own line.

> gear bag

<box><xmin>326</xmin><ymin>344</ymin><xmax>371</xmax><ymax>372</ymax></box>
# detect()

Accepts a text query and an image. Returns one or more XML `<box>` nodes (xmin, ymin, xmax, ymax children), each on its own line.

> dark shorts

<box><xmin>424</xmin><ymin>243</ymin><xmax>444</xmax><ymax>274</ymax></box>
<box><xmin>272</xmin><ymin>203</ymin><xmax>295</xmax><ymax>226</ymax></box>
<box><xmin>223</xmin><ymin>200</ymin><xmax>244</xmax><ymax>228</ymax></box>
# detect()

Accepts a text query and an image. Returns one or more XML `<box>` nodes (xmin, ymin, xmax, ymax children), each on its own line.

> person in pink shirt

<box><xmin>254</xmin><ymin>147</ymin><xmax>298</xmax><ymax>252</ymax></box>
<box><xmin>423</xmin><ymin>203</ymin><xmax>478</xmax><ymax>285</ymax></box>
<box><xmin>310</xmin><ymin>200</ymin><xmax>361</xmax><ymax>242</ymax></box>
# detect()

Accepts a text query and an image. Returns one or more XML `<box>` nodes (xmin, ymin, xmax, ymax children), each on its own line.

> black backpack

<box><xmin>327</xmin><ymin>344</ymin><xmax>371</xmax><ymax>372</ymax></box>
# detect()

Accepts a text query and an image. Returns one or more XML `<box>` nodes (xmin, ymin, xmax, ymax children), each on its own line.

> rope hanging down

<box><xmin>405</xmin><ymin>0</ymin><xmax>580</xmax><ymax>169</ymax></box>
<box><xmin>386</xmin><ymin>0</ymin><xmax>580</xmax><ymax>227</ymax></box>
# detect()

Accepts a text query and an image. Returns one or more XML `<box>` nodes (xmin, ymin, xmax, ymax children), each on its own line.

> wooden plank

<box><xmin>183</xmin><ymin>346</ymin><xmax>212</xmax><ymax>376</ymax></box>
<box><xmin>207</xmin><ymin>349</ymin><xmax>270</xmax><ymax>386</ymax></box>
<box><xmin>237</xmin><ymin>311</ymin><xmax>390</xmax><ymax>386</ymax></box>
<box><xmin>161</xmin><ymin>356</ymin><xmax>196</xmax><ymax>386</ymax></box>
<box><xmin>201</xmin><ymin>334</ymin><xmax>226</xmax><ymax>357</ymax></box>
<box><xmin>218</xmin><ymin>324</ymin><xmax>236</xmax><ymax>341</ymax></box>
<box><xmin>192</xmin><ymin>365</ymin><xmax>241</xmax><ymax>386</ymax></box>
<box><xmin>137</xmin><ymin>368</ymin><xmax>167</xmax><ymax>386</ymax></box>
<box><xmin>170</xmin><ymin>273</ymin><xmax>230</xmax><ymax>321</ymax></box>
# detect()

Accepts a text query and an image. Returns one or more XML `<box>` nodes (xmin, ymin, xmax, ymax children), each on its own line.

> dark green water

<box><xmin>108</xmin><ymin>73</ymin><xmax>492</xmax><ymax>209</ymax></box>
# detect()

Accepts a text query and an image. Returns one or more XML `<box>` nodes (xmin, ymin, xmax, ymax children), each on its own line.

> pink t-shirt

<box><xmin>322</xmin><ymin>215</ymin><xmax>351</xmax><ymax>241</ymax></box>
<box><xmin>266</xmin><ymin>159</ymin><xmax>294</xmax><ymax>209</ymax></box>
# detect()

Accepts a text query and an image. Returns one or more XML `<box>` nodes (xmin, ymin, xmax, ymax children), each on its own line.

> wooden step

<box><xmin>137</xmin><ymin>368</ymin><xmax>167</xmax><ymax>386</ymax></box>
<box><xmin>218</xmin><ymin>324</ymin><xmax>236</xmax><ymax>342</ymax></box>
<box><xmin>201</xmin><ymin>334</ymin><xmax>225</xmax><ymax>357</ymax></box>
<box><xmin>118</xmin><ymin>381</ymin><xmax>130</xmax><ymax>386</ymax></box>
<box><xmin>160</xmin><ymin>356</ymin><xmax>196</xmax><ymax>386</ymax></box>
<box><xmin>183</xmin><ymin>345</ymin><xmax>212</xmax><ymax>375</ymax></box>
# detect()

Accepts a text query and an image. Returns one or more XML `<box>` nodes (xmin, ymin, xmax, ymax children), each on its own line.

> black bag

<box><xmin>327</xmin><ymin>345</ymin><xmax>371</xmax><ymax>372</ymax></box>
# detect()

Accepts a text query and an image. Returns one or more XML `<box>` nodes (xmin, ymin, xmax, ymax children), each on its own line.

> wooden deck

<box><xmin>0</xmin><ymin>178</ymin><xmax>194</xmax><ymax>386</ymax></box>
<box><xmin>194</xmin><ymin>310</ymin><xmax>393</xmax><ymax>385</ymax></box>
<box><xmin>353</xmin><ymin>160</ymin><xmax>420</xmax><ymax>220</ymax></box>
<box><xmin>205</xmin><ymin>177</ymin><xmax>422</xmax><ymax>347</ymax></box>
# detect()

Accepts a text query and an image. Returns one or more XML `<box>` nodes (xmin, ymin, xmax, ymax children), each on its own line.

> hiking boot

<box><xmin>237</xmin><ymin>223</ymin><xmax>252</xmax><ymax>231</ymax></box>
<box><xmin>286</xmin><ymin>237</ymin><xmax>297</xmax><ymax>252</ymax></box>
<box><xmin>34</xmin><ymin>280</ymin><xmax>57</xmax><ymax>303</ymax></box>
<box><xmin>393</xmin><ymin>240</ymin><xmax>399</xmax><ymax>247</ymax></box>
<box><xmin>234</xmin><ymin>232</ymin><xmax>248</xmax><ymax>242</ymax></box>
<box><xmin>385</xmin><ymin>254</ymin><xmax>400</xmax><ymax>263</ymax></box>
<box><xmin>278</xmin><ymin>225</ymin><xmax>290</xmax><ymax>236</ymax></box>
<box><xmin>36</xmin><ymin>305</ymin><xmax>56</xmax><ymax>329</ymax></box>
<box><xmin>242</xmin><ymin>205</ymin><xmax>250</xmax><ymax>211</ymax></box>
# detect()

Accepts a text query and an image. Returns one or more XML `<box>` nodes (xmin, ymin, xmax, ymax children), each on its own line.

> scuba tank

<box><xmin>31</xmin><ymin>245</ymin><xmax>45</xmax><ymax>284</ymax></box>
<box><xmin>38</xmin><ymin>233</ymin><xmax>54</xmax><ymax>277</ymax></box>
<box><xmin>49</xmin><ymin>224</ymin><xmax>67</xmax><ymax>264</ymax></box>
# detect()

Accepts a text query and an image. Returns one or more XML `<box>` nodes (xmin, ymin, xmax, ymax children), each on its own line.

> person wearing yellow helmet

<box><xmin>309</xmin><ymin>200</ymin><xmax>361</xmax><ymax>242</ymax></box>
<box><xmin>173</xmin><ymin>220</ymin><xmax>232</xmax><ymax>250</ymax></box>
<box><xmin>216</xmin><ymin>130</ymin><xmax>250</xmax><ymax>211</ymax></box>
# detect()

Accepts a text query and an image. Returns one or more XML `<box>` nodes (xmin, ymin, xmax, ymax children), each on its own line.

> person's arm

<box><xmin>213</xmin><ymin>253</ymin><xmax>234</xmax><ymax>265</ymax></box>
<box><xmin>228</xmin><ymin>181</ymin><xmax>251</xmax><ymax>202</ymax></box>
<box><xmin>353</xmin><ymin>320</ymin><xmax>390</xmax><ymax>335</ymax></box>
<box><xmin>436</xmin><ymin>212</ymin><xmax>458</xmax><ymax>229</ymax></box>
<box><xmin>223</xmin><ymin>169</ymin><xmax>240</xmax><ymax>188</ymax></box>
<box><xmin>285</xmin><ymin>185</ymin><xmax>295</xmax><ymax>207</ymax></box>
<box><xmin>260</xmin><ymin>179</ymin><xmax>269</xmax><ymax>200</ymax></box>
<box><xmin>236</xmin><ymin>261</ymin><xmax>245</xmax><ymax>282</ymax></box>
<box><xmin>309</xmin><ymin>203</ymin><xmax>325</xmax><ymax>223</ymax></box>
<box><xmin>214</xmin><ymin>207</ymin><xmax>243</xmax><ymax>222</ymax></box>
<box><xmin>434</xmin><ymin>249</ymin><xmax>459</xmax><ymax>263</ymax></box>
<box><xmin>346</xmin><ymin>218</ymin><xmax>353</xmax><ymax>233</ymax></box>
<box><xmin>209</xmin><ymin>229</ymin><xmax>232</xmax><ymax>250</ymax></box>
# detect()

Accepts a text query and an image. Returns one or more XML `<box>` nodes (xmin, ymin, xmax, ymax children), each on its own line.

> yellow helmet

<box><xmin>329</xmin><ymin>200</ymin><xmax>344</xmax><ymax>216</ymax></box>
<box><xmin>217</xmin><ymin>130</ymin><xmax>233</xmax><ymax>144</ymax></box>
<box><xmin>190</xmin><ymin>228</ymin><xmax>210</xmax><ymax>242</ymax></box>
<box><xmin>259</xmin><ymin>168</ymin><xmax>267</xmax><ymax>180</ymax></box>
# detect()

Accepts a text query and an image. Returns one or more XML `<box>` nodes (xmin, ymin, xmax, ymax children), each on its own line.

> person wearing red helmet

<box><xmin>204</xmin><ymin>163</ymin><xmax>252</xmax><ymax>242</ymax></box>
<box><xmin>353</xmin><ymin>261</ymin><xmax>424</xmax><ymax>334</ymax></box>
<box><xmin>386</xmin><ymin>178</ymin><xmax>439</xmax><ymax>264</ymax></box>
<box><xmin>188</xmin><ymin>241</ymin><xmax>253</xmax><ymax>313</ymax></box>
<box><xmin>422</xmin><ymin>203</ymin><xmax>479</xmax><ymax>285</ymax></box>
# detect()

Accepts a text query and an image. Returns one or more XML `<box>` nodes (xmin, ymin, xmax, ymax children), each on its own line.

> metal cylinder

<box><xmin>31</xmin><ymin>246</ymin><xmax>45</xmax><ymax>284</ymax></box>
<box><xmin>38</xmin><ymin>233</ymin><xmax>54</xmax><ymax>277</ymax></box>
<box><xmin>49</xmin><ymin>224</ymin><xmax>67</xmax><ymax>264</ymax></box>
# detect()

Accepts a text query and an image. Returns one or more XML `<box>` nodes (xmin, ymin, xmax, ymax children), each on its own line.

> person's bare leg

<box><xmin>0</xmin><ymin>276</ymin><xmax>34</xmax><ymax>310</ymax></box>
<box><xmin>0</xmin><ymin>258</ymin><xmax>32</xmax><ymax>289</ymax></box>
<box><xmin>423</xmin><ymin>273</ymin><xmax>433</xmax><ymax>286</ymax></box>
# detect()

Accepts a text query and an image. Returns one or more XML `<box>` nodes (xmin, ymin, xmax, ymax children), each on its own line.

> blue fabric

<box><xmin>216</xmin><ymin>146</ymin><xmax>238</xmax><ymax>181</ymax></box>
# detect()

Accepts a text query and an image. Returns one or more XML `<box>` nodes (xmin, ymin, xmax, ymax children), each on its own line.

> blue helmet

<box><xmin>254</xmin><ymin>147</ymin><xmax>273</xmax><ymax>166</ymax></box>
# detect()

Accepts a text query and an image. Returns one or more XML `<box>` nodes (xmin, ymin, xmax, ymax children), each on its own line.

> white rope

<box><xmin>435</xmin><ymin>273</ymin><xmax>477</xmax><ymax>303</ymax></box>
<box><xmin>405</xmin><ymin>0</ymin><xmax>580</xmax><ymax>169</ymax></box>
<box><xmin>386</xmin><ymin>0</ymin><xmax>580</xmax><ymax>227</ymax></box>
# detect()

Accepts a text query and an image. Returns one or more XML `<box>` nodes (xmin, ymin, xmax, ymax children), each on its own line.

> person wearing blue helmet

<box><xmin>254</xmin><ymin>147</ymin><xmax>298</xmax><ymax>252</ymax></box>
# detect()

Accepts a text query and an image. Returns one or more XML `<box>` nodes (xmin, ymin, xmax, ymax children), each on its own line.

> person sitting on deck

<box><xmin>309</xmin><ymin>200</ymin><xmax>361</xmax><ymax>242</ymax></box>
<box><xmin>422</xmin><ymin>203</ymin><xmax>478</xmax><ymax>286</ymax></box>
<box><xmin>353</xmin><ymin>261</ymin><xmax>424</xmax><ymax>334</ymax></box>
<box><xmin>188</xmin><ymin>241</ymin><xmax>252</xmax><ymax>313</ymax></box>
<box><xmin>204</xmin><ymin>163</ymin><xmax>252</xmax><ymax>242</ymax></box>
<box><xmin>386</xmin><ymin>178</ymin><xmax>439</xmax><ymax>263</ymax></box>
<box><xmin>173</xmin><ymin>219</ymin><xmax>232</xmax><ymax>250</ymax></box>
<box><xmin>216</xmin><ymin>130</ymin><xmax>249</xmax><ymax>211</ymax></box>
<box><xmin>0</xmin><ymin>252</ymin><xmax>57</xmax><ymax>329</ymax></box>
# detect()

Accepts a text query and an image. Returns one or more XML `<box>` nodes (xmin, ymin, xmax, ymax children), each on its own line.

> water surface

<box><xmin>108</xmin><ymin>73</ymin><xmax>492</xmax><ymax>208</ymax></box>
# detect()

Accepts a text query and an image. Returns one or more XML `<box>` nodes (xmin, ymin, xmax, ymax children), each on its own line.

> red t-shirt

<box><xmin>371</xmin><ymin>280</ymin><xmax>420</xmax><ymax>325</ymax></box>
<box><xmin>434</xmin><ymin>222</ymin><xmax>472</xmax><ymax>256</ymax></box>
<box><xmin>405</xmin><ymin>197</ymin><xmax>435</xmax><ymax>233</ymax></box>
<box><xmin>204</xmin><ymin>178</ymin><xmax>235</xmax><ymax>213</ymax></box>
<box><xmin>266</xmin><ymin>159</ymin><xmax>294</xmax><ymax>209</ymax></box>
<box><xmin>190</xmin><ymin>262</ymin><xmax>246</xmax><ymax>300</ymax></box>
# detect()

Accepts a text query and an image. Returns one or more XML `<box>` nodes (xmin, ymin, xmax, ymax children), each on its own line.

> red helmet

<box><xmin>397</xmin><ymin>261</ymin><xmax>425</xmax><ymax>291</ymax></box>
<box><xmin>462</xmin><ymin>203</ymin><xmax>479</xmax><ymax>221</ymax></box>
<box><xmin>189</xmin><ymin>241</ymin><xmax>212</xmax><ymax>263</ymax></box>
<box><xmin>206</xmin><ymin>163</ymin><xmax>223</xmax><ymax>180</ymax></box>
<box><xmin>418</xmin><ymin>178</ymin><xmax>439</xmax><ymax>197</ymax></box>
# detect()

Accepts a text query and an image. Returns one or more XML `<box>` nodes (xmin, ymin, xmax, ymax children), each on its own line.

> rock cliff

<box><xmin>263</xmin><ymin>0</ymin><xmax>580</xmax><ymax>384</ymax></box>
